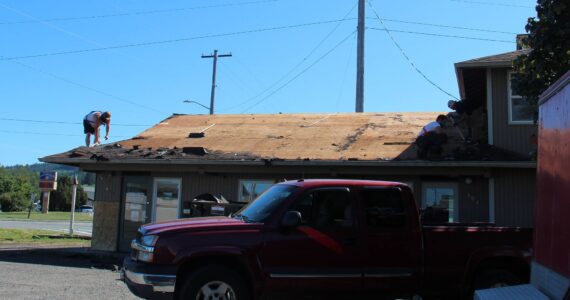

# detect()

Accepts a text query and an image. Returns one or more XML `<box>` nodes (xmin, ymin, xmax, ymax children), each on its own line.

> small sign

<box><xmin>210</xmin><ymin>205</ymin><xmax>225</xmax><ymax>216</ymax></box>
<box><xmin>40</xmin><ymin>172</ymin><xmax>57</xmax><ymax>182</ymax></box>
<box><xmin>39</xmin><ymin>171</ymin><xmax>58</xmax><ymax>191</ymax></box>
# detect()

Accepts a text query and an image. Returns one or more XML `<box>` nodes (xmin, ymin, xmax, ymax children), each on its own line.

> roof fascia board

<box><xmin>454</xmin><ymin>61</ymin><xmax>513</xmax><ymax>68</ymax></box>
<box><xmin>42</xmin><ymin>157</ymin><xmax>536</xmax><ymax>169</ymax></box>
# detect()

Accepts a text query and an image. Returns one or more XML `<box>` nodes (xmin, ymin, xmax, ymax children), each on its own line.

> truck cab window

<box><xmin>292</xmin><ymin>189</ymin><xmax>352</xmax><ymax>230</ymax></box>
<box><xmin>362</xmin><ymin>188</ymin><xmax>406</xmax><ymax>229</ymax></box>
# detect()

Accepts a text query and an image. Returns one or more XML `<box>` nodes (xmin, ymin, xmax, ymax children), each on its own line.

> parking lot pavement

<box><xmin>0</xmin><ymin>247</ymin><xmax>141</xmax><ymax>300</ymax></box>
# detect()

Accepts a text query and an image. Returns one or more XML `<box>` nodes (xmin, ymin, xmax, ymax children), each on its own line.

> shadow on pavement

<box><xmin>0</xmin><ymin>246</ymin><xmax>127</xmax><ymax>271</ymax></box>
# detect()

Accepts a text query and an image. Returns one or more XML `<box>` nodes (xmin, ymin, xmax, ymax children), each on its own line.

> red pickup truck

<box><xmin>123</xmin><ymin>179</ymin><xmax>532</xmax><ymax>300</ymax></box>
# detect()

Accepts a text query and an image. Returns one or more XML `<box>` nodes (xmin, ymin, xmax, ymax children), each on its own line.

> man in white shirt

<box><xmin>416</xmin><ymin>115</ymin><xmax>448</xmax><ymax>159</ymax></box>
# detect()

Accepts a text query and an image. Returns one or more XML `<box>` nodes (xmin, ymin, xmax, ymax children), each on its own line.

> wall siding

<box><xmin>491</xmin><ymin>68</ymin><xmax>537</xmax><ymax>156</ymax></box>
<box><xmin>93</xmin><ymin>172</ymin><xmax>122</xmax><ymax>251</ymax></box>
<box><xmin>493</xmin><ymin>169</ymin><xmax>536</xmax><ymax>227</ymax></box>
<box><xmin>458</xmin><ymin>177</ymin><xmax>489</xmax><ymax>223</ymax></box>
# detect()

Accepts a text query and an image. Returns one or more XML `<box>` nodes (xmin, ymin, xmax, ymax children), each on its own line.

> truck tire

<box><xmin>472</xmin><ymin>269</ymin><xmax>522</xmax><ymax>290</ymax></box>
<box><xmin>178</xmin><ymin>265</ymin><xmax>250</xmax><ymax>300</ymax></box>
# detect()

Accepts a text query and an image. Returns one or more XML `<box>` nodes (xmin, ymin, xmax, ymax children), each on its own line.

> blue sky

<box><xmin>0</xmin><ymin>0</ymin><xmax>536</xmax><ymax>166</ymax></box>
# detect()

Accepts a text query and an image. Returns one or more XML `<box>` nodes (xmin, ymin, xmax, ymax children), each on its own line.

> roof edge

<box><xmin>40</xmin><ymin>157</ymin><xmax>536</xmax><ymax>169</ymax></box>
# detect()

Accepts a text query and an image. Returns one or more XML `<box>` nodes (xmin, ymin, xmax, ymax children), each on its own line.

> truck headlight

<box><xmin>140</xmin><ymin>235</ymin><xmax>158</xmax><ymax>247</ymax></box>
<box><xmin>131</xmin><ymin>235</ymin><xmax>158</xmax><ymax>262</ymax></box>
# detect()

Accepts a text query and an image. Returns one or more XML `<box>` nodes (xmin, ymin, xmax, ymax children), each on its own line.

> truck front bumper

<box><xmin>122</xmin><ymin>256</ymin><xmax>177</xmax><ymax>300</ymax></box>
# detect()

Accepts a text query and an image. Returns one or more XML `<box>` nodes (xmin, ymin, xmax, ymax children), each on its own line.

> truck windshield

<box><xmin>234</xmin><ymin>184</ymin><xmax>297</xmax><ymax>223</ymax></box>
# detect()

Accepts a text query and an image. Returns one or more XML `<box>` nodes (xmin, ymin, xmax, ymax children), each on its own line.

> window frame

<box><xmin>507</xmin><ymin>71</ymin><xmax>534</xmax><ymax>125</ymax></box>
<box><xmin>151</xmin><ymin>177</ymin><xmax>182</xmax><ymax>222</ymax></box>
<box><xmin>421</xmin><ymin>182</ymin><xmax>459</xmax><ymax>223</ymax></box>
<box><xmin>237</xmin><ymin>179</ymin><xmax>274</xmax><ymax>203</ymax></box>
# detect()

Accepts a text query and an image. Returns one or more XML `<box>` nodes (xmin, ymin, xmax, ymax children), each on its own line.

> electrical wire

<box><xmin>367</xmin><ymin>27</ymin><xmax>514</xmax><ymax>44</ymax></box>
<box><xmin>0</xmin><ymin>0</ymin><xmax>280</xmax><ymax>25</ymax></box>
<box><xmin>2</xmin><ymin>56</ymin><xmax>166</xmax><ymax>113</ymax></box>
<box><xmin>0</xmin><ymin>130</ymin><xmax>128</xmax><ymax>138</ymax></box>
<box><xmin>0</xmin><ymin>117</ymin><xmax>152</xmax><ymax>127</ymax></box>
<box><xmin>241</xmin><ymin>30</ymin><xmax>357</xmax><ymax>113</ymax></box>
<box><xmin>366</xmin><ymin>0</ymin><xmax>460</xmax><ymax>100</ymax></box>
<box><xmin>220</xmin><ymin>3</ymin><xmax>357</xmax><ymax>112</ymax></box>
<box><xmin>0</xmin><ymin>19</ymin><xmax>352</xmax><ymax>61</ymax></box>
<box><xmin>372</xmin><ymin>17</ymin><xmax>517</xmax><ymax>35</ymax></box>
<box><xmin>445</xmin><ymin>0</ymin><xmax>534</xmax><ymax>9</ymax></box>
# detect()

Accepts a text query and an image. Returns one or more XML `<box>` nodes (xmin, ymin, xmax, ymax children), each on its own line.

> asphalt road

<box><xmin>0</xmin><ymin>248</ymin><xmax>141</xmax><ymax>300</ymax></box>
<box><xmin>0</xmin><ymin>220</ymin><xmax>93</xmax><ymax>236</ymax></box>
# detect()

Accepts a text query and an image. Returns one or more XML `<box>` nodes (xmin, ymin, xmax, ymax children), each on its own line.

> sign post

<box><xmin>39</xmin><ymin>172</ymin><xmax>57</xmax><ymax>214</ymax></box>
<box><xmin>69</xmin><ymin>175</ymin><xmax>78</xmax><ymax>236</ymax></box>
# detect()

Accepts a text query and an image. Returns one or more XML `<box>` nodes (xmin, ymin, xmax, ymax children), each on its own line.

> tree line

<box><xmin>0</xmin><ymin>164</ymin><xmax>90</xmax><ymax>212</ymax></box>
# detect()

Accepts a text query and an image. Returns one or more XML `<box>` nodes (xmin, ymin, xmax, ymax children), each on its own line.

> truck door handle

<box><xmin>342</xmin><ymin>238</ymin><xmax>357</xmax><ymax>246</ymax></box>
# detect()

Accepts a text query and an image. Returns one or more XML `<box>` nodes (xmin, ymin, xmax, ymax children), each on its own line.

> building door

<box><xmin>260</xmin><ymin>187</ymin><xmax>363</xmax><ymax>298</ymax></box>
<box><xmin>119</xmin><ymin>176</ymin><xmax>152</xmax><ymax>252</ymax></box>
<box><xmin>422</xmin><ymin>182</ymin><xmax>459</xmax><ymax>223</ymax></box>
<box><xmin>152</xmin><ymin>178</ymin><xmax>181</xmax><ymax>222</ymax></box>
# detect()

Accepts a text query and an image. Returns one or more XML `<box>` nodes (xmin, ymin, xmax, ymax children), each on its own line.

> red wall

<box><xmin>536</xmin><ymin>74</ymin><xmax>570</xmax><ymax>277</ymax></box>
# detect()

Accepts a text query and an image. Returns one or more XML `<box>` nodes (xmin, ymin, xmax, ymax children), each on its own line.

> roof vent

<box><xmin>188</xmin><ymin>132</ymin><xmax>205</xmax><ymax>138</ymax></box>
<box><xmin>188</xmin><ymin>124</ymin><xmax>216</xmax><ymax>138</ymax></box>
<box><xmin>183</xmin><ymin>147</ymin><xmax>208</xmax><ymax>156</ymax></box>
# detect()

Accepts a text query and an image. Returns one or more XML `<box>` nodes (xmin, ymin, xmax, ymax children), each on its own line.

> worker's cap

<box><xmin>447</xmin><ymin>100</ymin><xmax>455</xmax><ymax>108</ymax></box>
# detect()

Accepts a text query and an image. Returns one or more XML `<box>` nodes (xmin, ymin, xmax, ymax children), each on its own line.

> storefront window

<box><xmin>238</xmin><ymin>180</ymin><xmax>273</xmax><ymax>203</ymax></box>
<box><xmin>422</xmin><ymin>183</ymin><xmax>458</xmax><ymax>223</ymax></box>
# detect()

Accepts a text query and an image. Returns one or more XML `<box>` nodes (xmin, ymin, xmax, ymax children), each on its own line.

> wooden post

<box><xmin>41</xmin><ymin>191</ymin><xmax>50</xmax><ymax>214</ymax></box>
<box><xmin>69</xmin><ymin>175</ymin><xmax>78</xmax><ymax>235</ymax></box>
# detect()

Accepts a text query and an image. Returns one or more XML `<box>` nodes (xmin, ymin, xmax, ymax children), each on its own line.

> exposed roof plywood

<box><xmin>117</xmin><ymin>112</ymin><xmax>439</xmax><ymax>160</ymax></box>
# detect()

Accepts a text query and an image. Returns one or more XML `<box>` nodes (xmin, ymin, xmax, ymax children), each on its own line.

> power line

<box><xmin>444</xmin><ymin>0</ymin><xmax>534</xmax><ymax>9</ymax></box>
<box><xmin>373</xmin><ymin>17</ymin><xmax>517</xmax><ymax>35</ymax></box>
<box><xmin>0</xmin><ymin>0</ymin><xmax>280</xmax><ymax>25</ymax></box>
<box><xmin>0</xmin><ymin>130</ymin><xmax>129</xmax><ymax>138</ymax></box>
<box><xmin>367</xmin><ymin>27</ymin><xmax>514</xmax><ymax>43</ymax></box>
<box><xmin>0</xmin><ymin>19</ymin><xmax>352</xmax><ymax>61</ymax></box>
<box><xmin>2</xmin><ymin>56</ymin><xmax>165</xmax><ymax>113</ymax></box>
<box><xmin>220</xmin><ymin>3</ymin><xmax>357</xmax><ymax>112</ymax></box>
<box><xmin>241</xmin><ymin>30</ymin><xmax>357</xmax><ymax>113</ymax></box>
<box><xmin>0</xmin><ymin>117</ymin><xmax>152</xmax><ymax>127</ymax></box>
<box><xmin>366</xmin><ymin>0</ymin><xmax>459</xmax><ymax>100</ymax></box>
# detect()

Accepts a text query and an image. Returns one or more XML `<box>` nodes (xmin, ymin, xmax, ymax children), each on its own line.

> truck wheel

<box><xmin>473</xmin><ymin>269</ymin><xmax>522</xmax><ymax>290</ymax></box>
<box><xmin>178</xmin><ymin>265</ymin><xmax>250</xmax><ymax>300</ymax></box>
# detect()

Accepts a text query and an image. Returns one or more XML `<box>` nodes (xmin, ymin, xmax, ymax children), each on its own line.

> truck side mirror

<box><xmin>281</xmin><ymin>211</ymin><xmax>302</xmax><ymax>228</ymax></box>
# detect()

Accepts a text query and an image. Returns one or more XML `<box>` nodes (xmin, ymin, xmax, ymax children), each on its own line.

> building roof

<box><xmin>455</xmin><ymin>49</ymin><xmax>530</xmax><ymax>68</ymax></box>
<box><xmin>41</xmin><ymin>112</ymin><xmax>534</xmax><ymax>167</ymax></box>
<box><xmin>42</xmin><ymin>112</ymin><xmax>434</xmax><ymax>162</ymax></box>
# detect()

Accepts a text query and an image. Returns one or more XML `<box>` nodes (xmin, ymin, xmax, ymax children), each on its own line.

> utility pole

<box><xmin>202</xmin><ymin>49</ymin><xmax>232</xmax><ymax>115</ymax></box>
<box><xmin>355</xmin><ymin>0</ymin><xmax>365</xmax><ymax>113</ymax></box>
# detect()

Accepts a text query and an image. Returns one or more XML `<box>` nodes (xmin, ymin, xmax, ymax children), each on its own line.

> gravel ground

<box><xmin>0</xmin><ymin>246</ymin><xmax>141</xmax><ymax>300</ymax></box>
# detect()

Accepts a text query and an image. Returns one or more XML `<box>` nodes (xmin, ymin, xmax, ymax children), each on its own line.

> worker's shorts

<box><xmin>83</xmin><ymin>119</ymin><xmax>95</xmax><ymax>134</ymax></box>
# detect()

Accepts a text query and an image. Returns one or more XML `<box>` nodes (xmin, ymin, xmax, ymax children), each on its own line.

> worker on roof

<box><xmin>416</xmin><ymin>114</ymin><xmax>448</xmax><ymax>159</ymax></box>
<box><xmin>83</xmin><ymin>111</ymin><xmax>111</xmax><ymax>147</ymax></box>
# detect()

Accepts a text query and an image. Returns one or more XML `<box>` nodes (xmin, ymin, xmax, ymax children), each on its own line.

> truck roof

<box><xmin>279</xmin><ymin>179</ymin><xmax>406</xmax><ymax>188</ymax></box>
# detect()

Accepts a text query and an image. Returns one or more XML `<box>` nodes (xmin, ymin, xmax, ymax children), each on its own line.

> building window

<box><xmin>152</xmin><ymin>178</ymin><xmax>181</xmax><ymax>222</ymax></box>
<box><xmin>508</xmin><ymin>72</ymin><xmax>534</xmax><ymax>124</ymax></box>
<box><xmin>238</xmin><ymin>180</ymin><xmax>273</xmax><ymax>203</ymax></box>
<box><xmin>422</xmin><ymin>183</ymin><xmax>458</xmax><ymax>223</ymax></box>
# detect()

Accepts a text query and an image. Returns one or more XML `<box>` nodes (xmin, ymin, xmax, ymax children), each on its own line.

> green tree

<box><xmin>49</xmin><ymin>176</ymin><xmax>88</xmax><ymax>211</ymax></box>
<box><xmin>0</xmin><ymin>167</ymin><xmax>37</xmax><ymax>212</ymax></box>
<box><xmin>513</xmin><ymin>0</ymin><xmax>570</xmax><ymax>111</ymax></box>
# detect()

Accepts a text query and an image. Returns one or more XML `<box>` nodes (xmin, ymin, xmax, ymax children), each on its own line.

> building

<box><xmin>41</xmin><ymin>39</ymin><xmax>537</xmax><ymax>252</ymax></box>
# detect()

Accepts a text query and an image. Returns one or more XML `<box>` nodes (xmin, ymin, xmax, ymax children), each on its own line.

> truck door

<box><xmin>358</xmin><ymin>187</ymin><xmax>422</xmax><ymax>294</ymax></box>
<box><xmin>259</xmin><ymin>187</ymin><xmax>363</xmax><ymax>297</ymax></box>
